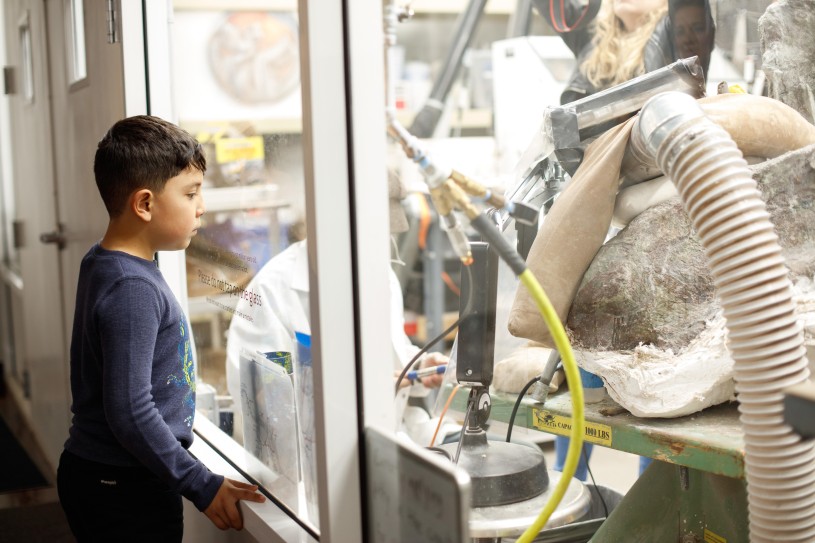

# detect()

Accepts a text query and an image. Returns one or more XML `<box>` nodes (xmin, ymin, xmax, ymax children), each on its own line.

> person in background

<box><xmin>225</xmin><ymin>169</ymin><xmax>448</xmax><ymax>446</ymax></box>
<box><xmin>533</xmin><ymin>0</ymin><xmax>674</xmax><ymax>481</ymax></box>
<box><xmin>535</xmin><ymin>0</ymin><xmax>672</xmax><ymax>104</ymax></box>
<box><xmin>57</xmin><ymin>115</ymin><xmax>265</xmax><ymax>542</ymax></box>
<box><xmin>535</xmin><ymin>0</ymin><xmax>715</xmax><ymax>105</ymax></box>
<box><xmin>516</xmin><ymin>0</ymin><xmax>714</xmax><ymax>482</ymax></box>
<box><xmin>668</xmin><ymin>0</ymin><xmax>716</xmax><ymax>78</ymax></box>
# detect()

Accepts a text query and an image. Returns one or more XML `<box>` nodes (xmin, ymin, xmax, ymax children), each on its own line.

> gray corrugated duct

<box><xmin>632</xmin><ymin>91</ymin><xmax>815</xmax><ymax>542</ymax></box>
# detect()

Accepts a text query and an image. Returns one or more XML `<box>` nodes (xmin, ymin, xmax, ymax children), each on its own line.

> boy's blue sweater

<box><xmin>64</xmin><ymin>244</ymin><xmax>222</xmax><ymax>511</ymax></box>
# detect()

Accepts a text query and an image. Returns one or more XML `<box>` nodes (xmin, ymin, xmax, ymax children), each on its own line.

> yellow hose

<box><xmin>516</xmin><ymin>269</ymin><xmax>585</xmax><ymax>543</ymax></box>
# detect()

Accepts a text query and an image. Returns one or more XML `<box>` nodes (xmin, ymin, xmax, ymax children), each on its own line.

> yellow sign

<box><xmin>531</xmin><ymin>409</ymin><xmax>612</xmax><ymax>447</ymax></box>
<box><xmin>704</xmin><ymin>528</ymin><xmax>726</xmax><ymax>543</ymax></box>
<box><xmin>215</xmin><ymin>136</ymin><xmax>265</xmax><ymax>164</ymax></box>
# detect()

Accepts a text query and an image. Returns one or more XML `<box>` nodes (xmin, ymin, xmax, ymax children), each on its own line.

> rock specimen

<box><xmin>568</xmin><ymin>144</ymin><xmax>815</xmax><ymax>352</ymax></box>
<box><xmin>568</xmin><ymin>145</ymin><xmax>815</xmax><ymax>417</ymax></box>
<box><xmin>760</xmin><ymin>0</ymin><xmax>815</xmax><ymax>124</ymax></box>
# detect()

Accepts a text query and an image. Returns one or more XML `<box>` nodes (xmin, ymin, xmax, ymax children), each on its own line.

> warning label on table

<box><xmin>531</xmin><ymin>409</ymin><xmax>613</xmax><ymax>447</ymax></box>
<box><xmin>704</xmin><ymin>528</ymin><xmax>726</xmax><ymax>543</ymax></box>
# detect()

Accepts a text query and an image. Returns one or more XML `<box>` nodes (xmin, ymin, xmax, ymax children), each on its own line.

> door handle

<box><xmin>40</xmin><ymin>223</ymin><xmax>67</xmax><ymax>250</ymax></box>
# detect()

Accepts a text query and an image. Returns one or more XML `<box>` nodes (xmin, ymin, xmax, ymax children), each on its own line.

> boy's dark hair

<box><xmin>94</xmin><ymin>115</ymin><xmax>207</xmax><ymax>217</ymax></box>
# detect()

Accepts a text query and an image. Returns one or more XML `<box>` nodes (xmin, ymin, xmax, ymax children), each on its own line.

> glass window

<box><xmin>19</xmin><ymin>19</ymin><xmax>33</xmax><ymax>103</ymax></box>
<box><xmin>64</xmin><ymin>0</ymin><xmax>87</xmax><ymax>84</ymax></box>
<box><xmin>169</xmin><ymin>3</ymin><xmax>313</xmax><ymax>529</ymax></box>
<box><xmin>0</xmin><ymin>88</ymin><xmax>17</xmax><ymax>272</ymax></box>
<box><xmin>163</xmin><ymin>1</ymin><xmax>795</xmax><ymax>540</ymax></box>
<box><xmin>376</xmin><ymin>1</ymin><xmax>779</xmax><ymax>541</ymax></box>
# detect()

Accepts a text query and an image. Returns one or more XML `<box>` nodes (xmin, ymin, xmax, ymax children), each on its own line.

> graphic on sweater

<box><xmin>167</xmin><ymin>319</ymin><xmax>196</xmax><ymax>427</ymax></box>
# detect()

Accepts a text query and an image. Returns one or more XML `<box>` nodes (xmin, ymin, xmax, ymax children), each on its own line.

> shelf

<box><xmin>173</xmin><ymin>0</ymin><xmax>298</xmax><ymax>11</ymax></box>
<box><xmin>202</xmin><ymin>185</ymin><xmax>289</xmax><ymax>213</ymax></box>
<box><xmin>396</xmin><ymin>107</ymin><xmax>493</xmax><ymax>131</ymax></box>
<box><xmin>454</xmin><ymin>389</ymin><xmax>745</xmax><ymax>479</ymax></box>
<box><xmin>173</xmin><ymin>0</ymin><xmax>516</xmax><ymax>15</ymax></box>
<box><xmin>406</xmin><ymin>0</ymin><xmax>516</xmax><ymax>15</ymax></box>
<box><xmin>180</xmin><ymin>118</ymin><xmax>303</xmax><ymax>136</ymax></box>
<box><xmin>189</xmin><ymin>294</ymin><xmax>231</xmax><ymax>316</ymax></box>
<box><xmin>181</xmin><ymin>109</ymin><xmax>491</xmax><ymax>137</ymax></box>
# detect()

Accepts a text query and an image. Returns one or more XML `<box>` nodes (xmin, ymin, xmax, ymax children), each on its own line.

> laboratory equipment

<box><xmin>504</xmin><ymin>57</ymin><xmax>706</xmax><ymax>256</ymax></box>
<box><xmin>435</xmin><ymin>243</ymin><xmax>591</xmax><ymax>541</ymax></box>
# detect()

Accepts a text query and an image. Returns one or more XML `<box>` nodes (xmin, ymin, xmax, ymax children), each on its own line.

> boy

<box><xmin>57</xmin><ymin>115</ymin><xmax>265</xmax><ymax>542</ymax></box>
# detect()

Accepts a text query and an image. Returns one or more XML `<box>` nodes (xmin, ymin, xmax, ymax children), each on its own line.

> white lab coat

<box><xmin>225</xmin><ymin>240</ymin><xmax>428</xmax><ymax>441</ymax></box>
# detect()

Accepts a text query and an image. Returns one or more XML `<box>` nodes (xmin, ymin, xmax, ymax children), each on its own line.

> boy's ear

<box><xmin>132</xmin><ymin>189</ymin><xmax>154</xmax><ymax>222</ymax></box>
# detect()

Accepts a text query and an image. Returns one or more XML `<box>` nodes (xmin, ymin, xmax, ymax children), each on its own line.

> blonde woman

<box><xmin>534</xmin><ymin>0</ymin><xmax>673</xmax><ymax>104</ymax></box>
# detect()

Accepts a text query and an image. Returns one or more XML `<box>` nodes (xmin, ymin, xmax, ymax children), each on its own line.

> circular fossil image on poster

<box><xmin>208</xmin><ymin>12</ymin><xmax>300</xmax><ymax>104</ymax></box>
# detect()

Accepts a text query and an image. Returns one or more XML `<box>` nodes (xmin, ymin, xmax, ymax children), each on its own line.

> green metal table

<box><xmin>489</xmin><ymin>390</ymin><xmax>744</xmax><ymax>479</ymax></box>
<box><xmin>452</xmin><ymin>388</ymin><xmax>750</xmax><ymax>541</ymax></box>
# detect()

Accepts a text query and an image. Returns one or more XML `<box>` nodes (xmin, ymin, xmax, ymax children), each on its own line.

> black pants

<box><xmin>57</xmin><ymin>450</ymin><xmax>183</xmax><ymax>543</ymax></box>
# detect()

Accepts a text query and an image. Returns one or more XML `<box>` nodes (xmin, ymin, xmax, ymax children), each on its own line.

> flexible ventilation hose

<box><xmin>634</xmin><ymin>92</ymin><xmax>815</xmax><ymax>542</ymax></box>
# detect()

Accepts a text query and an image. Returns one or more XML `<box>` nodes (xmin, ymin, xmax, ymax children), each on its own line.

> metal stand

<box><xmin>422</xmin><ymin>219</ymin><xmax>446</xmax><ymax>352</ymax></box>
<box><xmin>438</xmin><ymin>388</ymin><xmax>550</xmax><ymax>508</ymax></box>
<box><xmin>395</xmin><ymin>194</ymin><xmax>456</xmax><ymax>353</ymax></box>
<box><xmin>445</xmin><ymin>242</ymin><xmax>550</xmax><ymax>505</ymax></box>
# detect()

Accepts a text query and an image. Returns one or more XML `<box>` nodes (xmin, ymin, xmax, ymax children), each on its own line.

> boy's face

<box><xmin>150</xmin><ymin>166</ymin><xmax>205</xmax><ymax>251</ymax></box>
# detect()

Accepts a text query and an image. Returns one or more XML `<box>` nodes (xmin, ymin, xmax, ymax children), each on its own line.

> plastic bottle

<box><xmin>293</xmin><ymin>332</ymin><xmax>319</xmax><ymax>524</ymax></box>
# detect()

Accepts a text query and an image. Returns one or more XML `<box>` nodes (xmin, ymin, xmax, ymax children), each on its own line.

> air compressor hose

<box><xmin>634</xmin><ymin>91</ymin><xmax>815</xmax><ymax>542</ymax></box>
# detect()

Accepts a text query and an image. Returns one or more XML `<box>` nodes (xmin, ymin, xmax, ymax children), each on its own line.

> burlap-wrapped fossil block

<box><xmin>568</xmin><ymin>143</ymin><xmax>815</xmax><ymax>352</ymax></box>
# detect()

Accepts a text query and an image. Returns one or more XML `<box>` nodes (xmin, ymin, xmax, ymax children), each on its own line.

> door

<box><xmin>0</xmin><ymin>0</ymin><xmax>143</xmax><ymax>469</ymax></box>
<box><xmin>2</xmin><ymin>0</ymin><xmax>70</xmax><ymax>470</ymax></box>
<box><xmin>45</xmin><ymin>1</ymin><xmax>128</xmax><ymax>368</ymax></box>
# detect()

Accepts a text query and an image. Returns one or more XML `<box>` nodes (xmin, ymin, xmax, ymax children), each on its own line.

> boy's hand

<box><xmin>204</xmin><ymin>478</ymin><xmax>266</xmax><ymax>530</ymax></box>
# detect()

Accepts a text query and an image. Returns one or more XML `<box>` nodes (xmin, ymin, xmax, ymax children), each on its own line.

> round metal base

<box><xmin>437</xmin><ymin>439</ymin><xmax>549</xmax><ymax>507</ymax></box>
<box><xmin>469</xmin><ymin>470</ymin><xmax>591</xmax><ymax>539</ymax></box>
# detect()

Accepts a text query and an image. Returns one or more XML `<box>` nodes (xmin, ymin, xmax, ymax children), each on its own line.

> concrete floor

<box><xmin>0</xmin><ymin>391</ymin><xmax>75</xmax><ymax>543</ymax></box>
